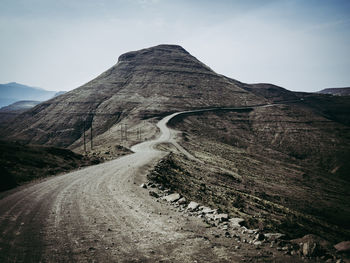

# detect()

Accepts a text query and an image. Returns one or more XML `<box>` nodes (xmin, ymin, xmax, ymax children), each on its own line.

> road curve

<box><xmin>0</xmin><ymin>109</ymin><xmax>246</xmax><ymax>263</ymax></box>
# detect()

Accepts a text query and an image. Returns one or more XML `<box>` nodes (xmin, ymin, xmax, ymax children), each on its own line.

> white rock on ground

<box><xmin>162</xmin><ymin>193</ymin><xmax>181</xmax><ymax>202</ymax></box>
<box><xmin>177</xmin><ymin>197</ymin><xmax>187</xmax><ymax>205</ymax></box>
<box><xmin>229</xmin><ymin>218</ymin><xmax>245</xmax><ymax>228</ymax></box>
<box><xmin>214</xmin><ymin>213</ymin><xmax>229</xmax><ymax>222</ymax></box>
<box><xmin>201</xmin><ymin>206</ymin><xmax>217</xmax><ymax>214</ymax></box>
<box><xmin>187</xmin><ymin>201</ymin><xmax>199</xmax><ymax>211</ymax></box>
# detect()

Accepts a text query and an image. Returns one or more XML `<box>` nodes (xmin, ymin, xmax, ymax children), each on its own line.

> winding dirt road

<box><xmin>0</xmin><ymin>110</ymin><xmax>246</xmax><ymax>263</ymax></box>
<box><xmin>0</xmin><ymin>107</ymin><xmax>301</xmax><ymax>263</ymax></box>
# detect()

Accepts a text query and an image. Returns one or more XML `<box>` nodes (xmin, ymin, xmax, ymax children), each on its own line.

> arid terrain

<box><xmin>0</xmin><ymin>45</ymin><xmax>349</xmax><ymax>262</ymax></box>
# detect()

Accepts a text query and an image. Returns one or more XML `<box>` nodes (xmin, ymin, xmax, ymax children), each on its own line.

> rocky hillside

<box><xmin>0</xmin><ymin>100</ymin><xmax>41</xmax><ymax>123</ymax></box>
<box><xmin>317</xmin><ymin>87</ymin><xmax>350</xmax><ymax>96</ymax></box>
<box><xmin>0</xmin><ymin>45</ymin><xmax>265</xmax><ymax>149</ymax></box>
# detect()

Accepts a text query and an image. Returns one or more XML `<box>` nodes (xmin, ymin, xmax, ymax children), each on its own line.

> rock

<box><xmin>254</xmin><ymin>233</ymin><xmax>265</xmax><ymax>241</ymax></box>
<box><xmin>149</xmin><ymin>191</ymin><xmax>159</xmax><ymax>198</ymax></box>
<box><xmin>201</xmin><ymin>206</ymin><xmax>217</xmax><ymax>214</ymax></box>
<box><xmin>187</xmin><ymin>201</ymin><xmax>199</xmax><ymax>211</ymax></box>
<box><xmin>334</xmin><ymin>241</ymin><xmax>350</xmax><ymax>253</ymax></box>
<box><xmin>214</xmin><ymin>213</ymin><xmax>229</xmax><ymax>222</ymax></box>
<box><xmin>264</xmin><ymin>233</ymin><xmax>285</xmax><ymax>241</ymax></box>
<box><xmin>162</xmin><ymin>193</ymin><xmax>181</xmax><ymax>202</ymax></box>
<box><xmin>140</xmin><ymin>183</ymin><xmax>147</xmax><ymax>189</ymax></box>
<box><xmin>177</xmin><ymin>197</ymin><xmax>187</xmax><ymax>205</ymax></box>
<box><xmin>303</xmin><ymin>241</ymin><xmax>317</xmax><ymax>257</ymax></box>
<box><xmin>292</xmin><ymin>234</ymin><xmax>331</xmax><ymax>257</ymax></box>
<box><xmin>254</xmin><ymin>241</ymin><xmax>262</xmax><ymax>246</ymax></box>
<box><xmin>229</xmin><ymin>218</ymin><xmax>245</xmax><ymax>228</ymax></box>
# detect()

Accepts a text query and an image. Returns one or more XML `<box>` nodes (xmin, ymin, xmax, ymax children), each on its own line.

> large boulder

<box><xmin>291</xmin><ymin>234</ymin><xmax>332</xmax><ymax>257</ymax></box>
<box><xmin>162</xmin><ymin>193</ymin><xmax>181</xmax><ymax>202</ymax></box>
<box><xmin>187</xmin><ymin>201</ymin><xmax>199</xmax><ymax>211</ymax></box>
<box><xmin>334</xmin><ymin>241</ymin><xmax>350</xmax><ymax>253</ymax></box>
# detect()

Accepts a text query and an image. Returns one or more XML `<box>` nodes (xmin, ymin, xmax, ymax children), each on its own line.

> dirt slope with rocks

<box><xmin>0</xmin><ymin>108</ymin><xmax>323</xmax><ymax>263</ymax></box>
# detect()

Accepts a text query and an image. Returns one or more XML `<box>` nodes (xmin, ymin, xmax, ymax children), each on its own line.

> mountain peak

<box><xmin>118</xmin><ymin>44</ymin><xmax>189</xmax><ymax>62</ymax></box>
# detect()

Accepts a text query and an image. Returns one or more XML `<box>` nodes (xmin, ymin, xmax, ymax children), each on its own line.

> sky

<box><xmin>0</xmin><ymin>0</ymin><xmax>349</xmax><ymax>92</ymax></box>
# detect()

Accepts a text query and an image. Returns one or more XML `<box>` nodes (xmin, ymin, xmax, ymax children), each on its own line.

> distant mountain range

<box><xmin>317</xmin><ymin>87</ymin><xmax>350</xmax><ymax>96</ymax></box>
<box><xmin>0</xmin><ymin>82</ymin><xmax>64</xmax><ymax>108</ymax></box>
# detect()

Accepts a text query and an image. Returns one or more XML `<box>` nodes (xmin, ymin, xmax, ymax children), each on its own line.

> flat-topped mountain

<box><xmin>0</xmin><ymin>45</ymin><xmax>265</xmax><ymax>148</ymax></box>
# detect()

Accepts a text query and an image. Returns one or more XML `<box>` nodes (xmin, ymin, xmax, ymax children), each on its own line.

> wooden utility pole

<box><xmin>83</xmin><ymin>120</ymin><xmax>86</xmax><ymax>152</ymax></box>
<box><xmin>90</xmin><ymin>122</ymin><xmax>93</xmax><ymax>150</ymax></box>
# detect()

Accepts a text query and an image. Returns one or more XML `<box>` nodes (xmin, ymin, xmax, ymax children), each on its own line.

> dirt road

<box><xmin>0</xmin><ymin>109</ymin><xmax>303</xmax><ymax>262</ymax></box>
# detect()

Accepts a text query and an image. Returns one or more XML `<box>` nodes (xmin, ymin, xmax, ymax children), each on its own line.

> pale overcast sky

<box><xmin>0</xmin><ymin>0</ymin><xmax>349</xmax><ymax>92</ymax></box>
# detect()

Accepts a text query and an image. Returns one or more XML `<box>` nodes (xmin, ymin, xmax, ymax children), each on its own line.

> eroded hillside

<box><xmin>155</xmin><ymin>99</ymin><xmax>350</xmax><ymax>243</ymax></box>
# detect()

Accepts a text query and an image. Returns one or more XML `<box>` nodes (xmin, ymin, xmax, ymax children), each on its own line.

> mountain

<box><xmin>0</xmin><ymin>82</ymin><xmax>57</xmax><ymax>107</ymax></box>
<box><xmin>317</xmin><ymin>87</ymin><xmax>350</xmax><ymax>96</ymax></box>
<box><xmin>1</xmin><ymin>44</ymin><xmax>349</xmax><ymax>244</ymax></box>
<box><xmin>0</xmin><ymin>45</ymin><xmax>265</xmax><ymax>148</ymax></box>
<box><xmin>0</xmin><ymin>100</ymin><xmax>41</xmax><ymax>124</ymax></box>
<box><xmin>54</xmin><ymin>91</ymin><xmax>67</xmax><ymax>97</ymax></box>
<box><xmin>0</xmin><ymin>100</ymin><xmax>41</xmax><ymax>112</ymax></box>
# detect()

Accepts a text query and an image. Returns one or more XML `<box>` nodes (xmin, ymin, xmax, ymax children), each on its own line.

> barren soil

<box><xmin>0</xmin><ymin>110</ymin><xmax>310</xmax><ymax>263</ymax></box>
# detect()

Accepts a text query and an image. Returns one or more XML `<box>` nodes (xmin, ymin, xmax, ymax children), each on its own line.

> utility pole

<box><xmin>90</xmin><ymin>121</ymin><xmax>93</xmax><ymax>150</ymax></box>
<box><xmin>137</xmin><ymin>127</ymin><xmax>141</xmax><ymax>141</ymax></box>
<box><xmin>83</xmin><ymin>120</ymin><xmax>86</xmax><ymax>152</ymax></box>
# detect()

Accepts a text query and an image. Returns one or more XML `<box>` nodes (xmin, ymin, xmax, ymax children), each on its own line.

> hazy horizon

<box><xmin>1</xmin><ymin>0</ymin><xmax>349</xmax><ymax>92</ymax></box>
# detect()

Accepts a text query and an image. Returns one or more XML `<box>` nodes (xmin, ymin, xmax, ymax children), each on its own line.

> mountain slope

<box><xmin>317</xmin><ymin>87</ymin><xmax>350</xmax><ymax>96</ymax></box>
<box><xmin>0</xmin><ymin>82</ymin><xmax>57</xmax><ymax>107</ymax></box>
<box><xmin>0</xmin><ymin>100</ymin><xmax>41</xmax><ymax>124</ymax></box>
<box><xmin>0</xmin><ymin>45</ymin><xmax>265</xmax><ymax>148</ymax></box>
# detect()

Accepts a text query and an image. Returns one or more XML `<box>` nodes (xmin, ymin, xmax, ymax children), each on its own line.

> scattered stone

<box><xmin>334</xmin><ymin>241</ymin><xmax>350</xmax><ymax>253</ymax></box>
<box><xmin>214</xmin><ymin>213</ymin><xmax>229</xmax><ymax>222</ymax></box>
<box><xmin>254</xmin><ymin>233</ymin><xmax>265</xmax><ymax>241</ymax></box>
<box><xmin>264</xmin><ymin>233</ymin><xmax>285</xmax><ymax>241</ymax></box>
<box><xmin>149</xmin><ymin>191</ymin><xmax>159</xmax><ymax>198</ymax></box>
<box><xmin>204</xmin><ymin>213</ymin><xmax>216</xmax><ymax>221</ymax></box>
<box><xmin>246</xmin><ymin>229</ymin><xmax>257</xmax><ymax>235</ymax></box>
<box><xmin>254</xmin><ymin>241</ymin><xmax>262</xmax><ymax>246</ymax></box>
<box><xmin>302</xmin><ymin>241</ymin><xmax>317</xmax><ymax>257</ymax></box>
<box><xmin>187</xmin><ymin>201</ymin><xmax>199</xmax><ymax>211</ymax></box>
<box><xmin>201</xmin><ymin>206</ymin><xmax>217</xmax><ymax>214</ymax></box>
<box><xmin>140</xmin><ymin>183</ymin><xmax>147</xmax><ymax>189</ymax></box>
<box><xmin>229</xmin><ymin>218</ymin><xmax>245</xmax><ymax>228</ymax></box>
<box><xmin>292</xmin><ymin>234</ymin><xmax>331</xmax><ymax>258</ymax></box>
<box><xmin>177</xmin><ymin>197</ymin><xmax>187</xmax><ymax>205</ymax></box>
<box><xmin>162</xmin><ymin>193</ymin><xmax>181</xmax><ymax>203</ymax></box>
<box><xmin>235</xmin><ymin>246</ymin><xmax>240</xmax><ymax>249</ymax></box>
